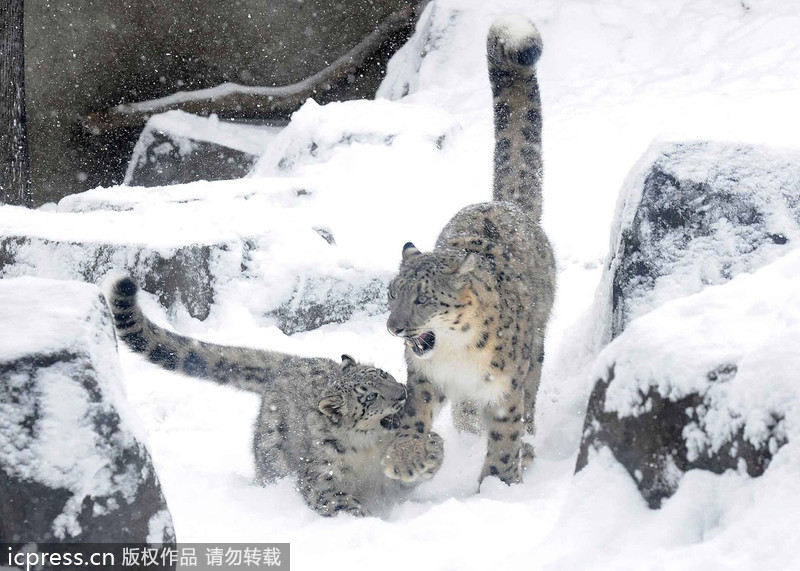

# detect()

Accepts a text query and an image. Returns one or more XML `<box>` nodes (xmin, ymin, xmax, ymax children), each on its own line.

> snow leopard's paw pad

<box><xmin>383</xmin><ymin>430</ymin><xmax>444</xmax><ymax>483</ymax></box>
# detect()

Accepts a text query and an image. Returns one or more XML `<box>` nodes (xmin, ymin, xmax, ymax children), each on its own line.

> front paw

<box><xmin>383</xmin><ymin>430</ymin><xmax>444</xmax><ymax>483</ymax></box>
<box><xmin>316</xmin><ymin>494</ymin><xmax>368</xmax><ymax>518</ymax></box>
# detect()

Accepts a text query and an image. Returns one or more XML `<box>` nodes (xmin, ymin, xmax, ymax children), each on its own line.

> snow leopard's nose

<box><xmin>387</xmin><ymin>321</ymin><xmax>406</xmax><ymax>336</ymax></box>
<box><xmin>391</xmin><ymin>383</ymin><xmax>407</xmax><ymax>402</ymax></box>
<box><xmin>379</xmin><ymin>376</ymin><xmax>406</xmax><ymax>403</ymax></box>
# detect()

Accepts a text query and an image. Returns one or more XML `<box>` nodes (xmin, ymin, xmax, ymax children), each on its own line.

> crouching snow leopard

<box><xmin>383</xmin><ymin>15</ymin><xmax>556</xmax><ymax>486</ymax></box>
<box><xmin>106</xmin><ymin>276</ymin><xmax>443</xmax><ymax>517</ymax></box>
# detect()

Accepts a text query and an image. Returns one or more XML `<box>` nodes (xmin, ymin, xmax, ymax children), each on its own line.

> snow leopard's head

<box><xmin>386</xmin><ymin>242</ymin><xmax>479</xmax><ymax>359</ymax></box>
<box><xmin>318</xmin><ymin>355</ymin><xmax>406</xmax><ymax>432</ymax></box>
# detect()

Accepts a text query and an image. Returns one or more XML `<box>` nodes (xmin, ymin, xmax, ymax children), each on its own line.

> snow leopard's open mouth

<box><xmin>405</xmin><ymin>331</ymin><xmax>436</xmax><ymax>358</ymax></box>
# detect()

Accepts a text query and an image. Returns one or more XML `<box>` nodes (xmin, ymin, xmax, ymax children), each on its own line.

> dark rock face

<box><xmin>578</xmin><ymin>141</ymin><xmax>800</xmax><ymax>508</ymax></box>
<box><xmin>25</xmin><ymin>0</ymin><xmax>415</xmax><ymax>204</ymax></box>
<box><xmin>576</xmin><ymin>365</ymin><xmax>785</xmax><ymax>509</ymax></box>
<box><xmin>606</xmin><ymin>141</ymin><xmax>800</xmax><ymax>343</ymax></box>
<box><xmin>0</xmin><ymin>278</ymin><xmax>175</xmax><ymax>543</ymax></box>
<box><xmin>123</xmin><ymin>111</ymin><xmax>281</xmax><ymax>187</ymax></box>
<box><xmin>126</xmin><ymin>130</ymin><xmax>259</xmax><ymax>187</ymax></box>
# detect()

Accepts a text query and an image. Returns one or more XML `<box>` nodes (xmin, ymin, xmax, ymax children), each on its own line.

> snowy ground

<box><xmin>6</xmin><ymin>0</ymin><xmax>800</xmax><ymax>568</ymax></box>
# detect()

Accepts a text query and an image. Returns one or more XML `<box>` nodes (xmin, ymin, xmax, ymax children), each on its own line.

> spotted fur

<box><xmin>106</xmin><ymin>276</ymin><xmax>443</xmax><ymax>517</ymax></box>
<box><xmin>384</xmin><ymin>15</ymin><xmax>555</xmax><ymax>485</ymax></box>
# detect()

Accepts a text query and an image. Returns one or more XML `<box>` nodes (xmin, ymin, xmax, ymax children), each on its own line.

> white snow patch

<box><xmin>489</xmin><ymin>14</ymin><xmax>542</xmax><ymax>52</ymax></box>
<box><xmin>0</xmin><ymin>278</ymin><xmax>152</xmax><ymax>538</ymax></box>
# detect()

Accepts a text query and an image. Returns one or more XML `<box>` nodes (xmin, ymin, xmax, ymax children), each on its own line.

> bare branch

<box><xmin>83</xmin><ymin>5</ymin><xmax>414</xmax><ymax>135</ymax></box>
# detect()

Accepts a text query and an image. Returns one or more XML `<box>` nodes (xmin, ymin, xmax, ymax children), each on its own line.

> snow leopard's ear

<box><xmin>340</xmin><ymin>354</ymin><xmax>356</xmax><ymax>371</ymax></box>
<box><xmin>319</xmin><ymin>395</ymin><xmax>345</xmax><ymax>423</ymax></box>
<box><xmin>402</xmin><ymin>242</ymin><xmax>421</xmax><ymax>262</ymax></box>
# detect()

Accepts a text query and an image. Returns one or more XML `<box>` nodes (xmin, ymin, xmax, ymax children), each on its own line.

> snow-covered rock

<box><xmin>0</xmin><ymin>277</ymin><xmax>175</xmax><ymax>542</ymax></box>
<box><xmin>270</xmin><ymin>275</ymin><xmax>387</xmax><ymax>335</ymax></box>
<box><xmin>577</xmin><ymin>140</ymin><xmax>800</xmax><ymax>508</ymax></box>
<box><xmin>377</xmin><ymin>1</ymin><xmax>458</xmax><ymax>101</ymax></box>
<box><xmin>250</xmin><ymin>99</ymin><xmax>459</xmax><ymax>176</ymax></box>
<box><xmin>0</xmin><ymin>176</ymin><xmax>394</xmax><ymax>334</ymax></box>
<box><xmin>576</xmin><ymin>249</ymin><xmax>800</xmax><ymax>508</ymax></box>
<box><xmin>125</xmin><ymin>111</ymin><xmax>280</xmax><ymax>187</ymax></box>
<box><xmin>0</xmin><ymin>96</ymin><xmax>466</xmax><ymax>335</ymax></box>
<box><xmin>601</xmin><ymin>140</ymin><xmax>800</xmax><ymax>346</ymax></box>
<box><xmin>0</xmin><ymin>232</ymin><xmax>223</xmax><ymax>321</ymax></box>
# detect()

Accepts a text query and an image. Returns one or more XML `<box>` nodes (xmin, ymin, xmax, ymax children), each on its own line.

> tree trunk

<box><xmin>0</xmin><ymin>0</ymin><xmax>31</xmax><ymax>207</ymax></box>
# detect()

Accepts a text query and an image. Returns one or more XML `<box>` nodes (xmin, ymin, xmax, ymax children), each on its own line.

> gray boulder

<box><xmin>576</xmin><ymin>362</ymin><xmax>786</xmax><ymax>509</ymax></box>
<box><xmin>124</xmin><ymin>112</ymin><xmax>280</xmax><ymax>187</ymax></box>
<box><xmin>0</xmin><ymin>277</ymin><xmax>175</xmax><ymax>542</ymax></box>
<box><xmin>577</xmin><ymin>141</ymin><xmax>800</xmax><ymax>507</ymax></box>
<box><xmin>602</xmin><ymin>140</ymin><xmax>800</xmax><ymax>345</ymax></box>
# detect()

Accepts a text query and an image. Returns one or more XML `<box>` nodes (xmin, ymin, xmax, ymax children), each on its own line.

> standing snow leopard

<box><xmin>384</xmin><ymin>15</ymin><xmax>556</xmax><ymax>485</ymax></box>
<box><xmin>106</xmin><ymin>276</ymin><xmax>443</xmax><ymax>517</ymax></box>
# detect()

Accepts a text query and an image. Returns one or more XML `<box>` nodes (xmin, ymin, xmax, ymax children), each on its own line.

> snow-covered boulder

<box><xmin>0</xmin><ymin>233</ymin><xmax>223</xmax><ymax>321</ymax></box>
<box><xmin>577</xmin><ymin>140</ymin><xmax>800</xmax><ymax>508</ymax></box>
<box><xmin>0</xmin><ymin>277</ymin><xmax>175</xmax><ymax>542</ymax></box>
<box><xmin>576</xmin><ymin>249</ymin><xmax>800</xmax><ymax>508</ymax></box>
<box><xmin>601</xmin><ymin>140</ymin><xmax>800</xmax><ymax>345</ymax></box>
<box><xmin>125</xmin><ymin>111</ymin><xmax>280</xmax><ymax>187</ymax></box>
<box><xmin>377</xmin><ymin>1</ymin><xmax>484</xmax><ymax>102</ymax></box>
<box><xmin>0</xmin><ymin>177</ymin><xmax>393</xmax><ymax>334</ymax></box>
<box><xmin>1</xmin><ymin>96</ymin><xmax>464</xmax><ymax>335</ymax></box>
<box><xmin>250</xmin><ymin>99</ymin><xmax>459</xmax><ymax>176</ymax></box>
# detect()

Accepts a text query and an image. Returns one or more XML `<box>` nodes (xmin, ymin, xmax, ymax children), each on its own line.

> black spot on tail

<box><xmin>114</xmin><ymin>277</ymin><xmax>138</xmax><ymax>297</ymax></box>
<box><xmin>494</xmin><ymin>102</ymin><xmax>511</xmax><ymax>131</ymax></box>
<box><xmin>121</xmin><ymin>332</ymin><xmax>148</xmax><ymax>353</ymax></box>
<box><xmin>516</xmin><ymin>44</ymin><xmax>541</xmax><ymax>67</ymax></box>
<box><xmin>114</xmin><ymin>319</ymin><xmax>136</xmax><ymax>331</ymax></box>
<box><xmin>183</xmin><ymin>351</ymin><xmax>208</xmax><ymax>377</ymax></box>
<box><xmin>112</xmin><ymin>297</ymin><xmax>134</xmax><ymax>310</ymax></box>
<box><xmin>148</xmin><ymin>345</ymin><xmax>178</xmax><ymax>370</ymax></box>
<box><xmin>113</xmin><ymin>309</ymin><xmax>133</xmax><ymax>321</ymax></box>
<box><xmin>489</xmin><ymin>67</ymin><xmax>514</xmax><ymax>93</ymax></box>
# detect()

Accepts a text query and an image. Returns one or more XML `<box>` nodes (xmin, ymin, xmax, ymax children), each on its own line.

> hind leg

<box><xmin>480</xmin><ymin>389</ymin><xmax>525</xmax><ymax>484</ymax></box>
<box><xmin>451</xmin><ymin>399</ymin><xmax>483</xmax><ymax>434</ymax></box>
<box><xmin>523</xmin><ymin>342</ymin><xmax>545</xmax><ymax>437</ymax></box>
<box><xmin>521</xmin><ymin>441</ymin><xmax>535</xmax><ymax>469</ymax></box>
<box><xmin>252</xmin><ymin>403</ymin><xmax>289</xmax><ymax>485</ymax></box>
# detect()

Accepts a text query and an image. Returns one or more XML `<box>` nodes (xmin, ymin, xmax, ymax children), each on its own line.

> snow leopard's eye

<box><xmin>415</xmin><ymin>294</ymin><xmax>430</xmax><ymax>305</ymax></box>
<box><xmin>365</xmin><ymin>393</ymin><xmax>377</xmax><ymax>403</ymax></box>
<box><xmin>388</xmin><ymin>286</ymin><xmax>397</xmax><ymax>300</ymax></box>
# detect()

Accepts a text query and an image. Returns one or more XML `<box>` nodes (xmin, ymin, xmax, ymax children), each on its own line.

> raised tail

<box><xmin>106</xmin><ymin>276</ymin><xmax>295</xmax><ymax>393</ymax></box>
<box><xmin>487</xmin><ymin>15</ymin><xmax>544</xmax><ymax>220</ymax></box>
